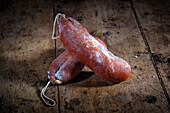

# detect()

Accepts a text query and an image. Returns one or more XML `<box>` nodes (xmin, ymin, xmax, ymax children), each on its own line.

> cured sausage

<box><xmin>48</xmin><ymin>50</ymin><xmax>83</xmax><ymax>83</ymax></box>
<box><xmin>58</xmin><ymin>16</ymin><xmax>131</xmax><ymax>82</ymax></box>
<box><xmin>41</xmin><ymin>15</ymin><xmax>108</xmax><ymax>106</ymax></box>
<box><xmin>49</xmin><ymin>37</ymin><xmax>107</xmax><ymax>84</ymax></box>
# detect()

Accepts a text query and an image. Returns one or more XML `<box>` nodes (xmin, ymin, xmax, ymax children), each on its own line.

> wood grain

<box><xmin>0</xmin><ymin>0</ymin><xmax>58</xmax><ymax>112</ymax></box>
<box><xmin>134</xmin><ymin>0</ymin><xmax>170</xmax><ymax>99</ymax></box>
<box><xmin>54</xmin><ymin>0</ymin><xmax>170</xmax><ymax>112</ymax></box>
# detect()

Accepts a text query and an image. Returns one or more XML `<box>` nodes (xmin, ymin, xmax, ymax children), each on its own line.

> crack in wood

<box><xmin>53</xmin><ymin>0</ymin><xmax>61</xmax><ymax>112</ymax></box>
<box><xmin>130</xmin><ymin>0</ymin><xmax>170</xmax><ymax>105</ymax></box>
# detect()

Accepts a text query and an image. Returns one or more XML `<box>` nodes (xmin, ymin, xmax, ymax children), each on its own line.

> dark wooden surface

<box><xmin>0</xmin><ymin>0</ymin><xmax>170</xmax><ymax>113</ymax></box>
<box><xmin>134</xmin><ymin>0</ymin><xmax>170</xmax><ymax>98</ymax></box>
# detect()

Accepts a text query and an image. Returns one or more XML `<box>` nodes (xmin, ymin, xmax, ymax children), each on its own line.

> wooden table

<box><xmin>0</xmin><ymin>0</ymin><xmax>169</xmax><ymax>112</ymax></box>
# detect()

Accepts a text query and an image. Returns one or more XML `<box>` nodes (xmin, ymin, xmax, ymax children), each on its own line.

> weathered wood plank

<box><xmin>0</xmin><ymin>0</ymin><xmax>58</xmax><ymax>112</ymax></box>
<box><xmin>54</xmin><ymin>0</ymin><xmax>170</xmax><ymax>112</ymax></box>
<box><xmin>133</xmin><ymin>0</ymin><xmax>170</xmax><ymax>99</ymax></box>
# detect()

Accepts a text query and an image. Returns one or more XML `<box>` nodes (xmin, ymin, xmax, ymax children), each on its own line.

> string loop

<box><xmin>40</xmin><ymin>81</ymin><xmax>56</xmax><ymax>106</ymax></box>
<box><xmin>52</xmin><ymin>13</ymin><xmax>61</xmax><ymax>39</ymax></box>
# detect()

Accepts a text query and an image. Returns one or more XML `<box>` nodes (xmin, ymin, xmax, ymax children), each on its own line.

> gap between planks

<box><xmin>130</xmin><ymin>0</ymin><xmax>170</xmax><ymax>105</ymax></box>
<box><xmin>53</xmin><ymin>0</ymin><xmax>61</xmax><ymax>112</ymax></box>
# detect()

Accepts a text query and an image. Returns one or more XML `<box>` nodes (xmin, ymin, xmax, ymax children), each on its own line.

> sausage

<box><xmin>58</xmin><ymin>16</ymin><xmax>131</xmax><ymax>82</ymax></box>
<box><xmin>49</xmin><ymin>50</ymin><xmax>84</xmax><ymax>83</ymax></box>
<box><xmin>49</xmin><ymin>37</ymin><xmax>107</xmax><ymax>84</ymax></box>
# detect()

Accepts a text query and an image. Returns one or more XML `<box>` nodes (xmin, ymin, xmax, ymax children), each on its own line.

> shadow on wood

<box><xmin>61</xmin><ymin>71</ymin><xmax>118</xmax><ymax>87</ymax></box>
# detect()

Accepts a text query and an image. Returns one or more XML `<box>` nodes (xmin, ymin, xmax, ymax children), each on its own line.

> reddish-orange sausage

<box><xmin>59</xmin><ymin>17</ymin><xmax>131</xmax><ymax>82</ymax></box>
<box><xmin>49</xmin><ymin>50</ymin><xmax>84</xmax><ymax>83</ymax></box>
<box><xmin>49</xmin><ymin>37</ymin><xmax>107</xmax><ymax>83</ymax></box>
